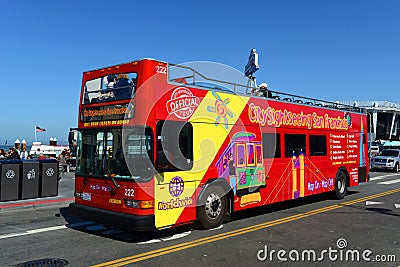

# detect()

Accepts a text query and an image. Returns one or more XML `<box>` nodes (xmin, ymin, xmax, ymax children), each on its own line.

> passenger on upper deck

<box><xmin>112</xmin><ymin>74</ymin><xmax>132</xmax><ymax>100</ymax></box>
<box><xmin>105</xmin><ymin>75</ymin><xmax>117</xmax><ymax>89</ymax></box>
<box><xmin>91</xmin><ymin>73</ymin><xmax>134</xmax><ymax>103</ymax></box>
<box><xmin>259</xmin><ymin>82</ymin><xmax>272</xmax><ymax>98</ymax></box>
<box><xmin>114</xmin><ymin>74</ymin><xmax>130</xmax><ymax>89</ymax></box>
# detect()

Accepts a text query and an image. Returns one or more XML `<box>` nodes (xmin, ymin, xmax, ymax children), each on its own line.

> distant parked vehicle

<box><xmin>370</xmin><ymin>149</ymin><xmax>400</xmax><ymax>172</ymax></box>
<box><xmin>369</xmin><ymin>141</ymin><xmax>380</xmax><ymax>157</ymax></box>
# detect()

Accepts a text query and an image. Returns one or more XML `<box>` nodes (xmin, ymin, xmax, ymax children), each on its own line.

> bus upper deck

<box><xmin>80</xmin><ymin>59</ymin><xmax>363</xmax><ymax>114</ymax></box>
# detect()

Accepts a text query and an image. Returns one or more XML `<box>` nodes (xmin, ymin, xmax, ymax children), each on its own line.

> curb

<box><xmin>0</xmin><ymin>197</ymin><xmax>74</xmax><ymax>210</ymax></box>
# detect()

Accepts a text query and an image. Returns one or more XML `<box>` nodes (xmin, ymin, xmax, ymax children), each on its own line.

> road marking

<box><xmin>365</xmin><ymin>201</ymin><xmax>383</xmax><ymax>205</ymax></box>
<box><xmin>369</xmin><ymin>174</ymin><xmax>399</xmax><ymax>181</ymax></box>
<box><xmin>0</xmin><ymin>226</ymin><xmax>66</xmax><ymax>239</ymax></box>
<box><xmin>0</xmin><ymin>221</ymin><xmax>93</xmax><ymax>240</ymax></box>
<box><xmin>137</xmin><ymin>231</ymin><xmax>192</xmax><ymax>245</ymax></box>
<box><xmin>91</xmin><ymin>188</ymin><xmax>400</xmax><ymax>267</ymax></box>
<box><xmin>160</xmin><ymin>231</ymin><xmax>192</xmax><ymax>241</ymax></box>
<box><xmin>378</xmin><ymin>179</ymin><xmax>400</xmax><ymax>185</ymax></box>
<box><xmin>395</xmin><ymin>204</ymin><xmax>400</xmax><ymax>209</ymax></box>
<box><xmin>208</xmin><ymin>225</ymin><xmax>223</xmax><ymax>231</ymax></box>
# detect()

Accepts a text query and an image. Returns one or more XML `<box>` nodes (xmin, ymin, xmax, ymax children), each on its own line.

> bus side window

<box><xmin>284</xmin><ymin>134</ymin><xmax>306</xmax><ymax>157</ymax></box>
<box><xmin>309</xmin><ymin>135</ymin><xmax>327</xmax><ymax>156</ymax></box>
<box><xmin>156</xmin><ymin>120</ymin><xmax>193</xmax><ymax>171</ymax></box>
<box><xmin>262</xmin><ymin>133</ymin><xmax>281</xmax><ymax>158</ymax></box>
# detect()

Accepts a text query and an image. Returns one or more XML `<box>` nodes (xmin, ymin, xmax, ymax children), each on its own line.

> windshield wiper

<box><xmin>103</xmin><ymin>159</ymin><xmax>120</xmax><ymax>189</ymax></box>
<box><xmin>110</xmin><ymin>175</ymin><xmax>120</xmax><ymax>189</ymax></box>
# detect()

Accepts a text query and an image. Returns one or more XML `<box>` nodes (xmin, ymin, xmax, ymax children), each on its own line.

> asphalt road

<box><xmin>0</xmin><ymin>171</ymin><xmax>399</xmax><ymax>267</ymax></box>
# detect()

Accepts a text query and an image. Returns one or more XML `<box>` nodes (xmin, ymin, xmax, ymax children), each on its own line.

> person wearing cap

<box><xmin>259</xmin><ymin>82</ymin><xmax>272</xmax><ymax>98</ymax></box>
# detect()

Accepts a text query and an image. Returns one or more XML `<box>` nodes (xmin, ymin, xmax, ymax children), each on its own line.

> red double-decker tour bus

<box><xmin>69</xmin><ymin>58</ymin><xmax>369</xmax><ymax>231</ymax></box>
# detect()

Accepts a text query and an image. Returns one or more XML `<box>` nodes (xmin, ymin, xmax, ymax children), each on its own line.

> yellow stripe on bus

<box><xmin>154</xmin><ymin>91</ymin><xmax>249</xmax><ymax>228</ymax></box>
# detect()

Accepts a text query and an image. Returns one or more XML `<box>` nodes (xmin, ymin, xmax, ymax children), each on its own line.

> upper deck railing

<box><xmin>168</xmin><ymin>63</ymin><xmax>363</xmax><ymax>113</ymax></box>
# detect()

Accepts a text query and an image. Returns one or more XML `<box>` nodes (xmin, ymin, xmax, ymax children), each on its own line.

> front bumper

<box><xmin>69</xmin><ymin>203</ymin><xmax>155</xmax><ymax>231</ymax></box>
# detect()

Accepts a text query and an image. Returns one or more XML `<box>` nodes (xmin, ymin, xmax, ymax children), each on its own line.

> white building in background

<box><xmin>339</xmin><ymin>101</ymin><xmax>400</xmax><ymax>142</ymax></box>
<box><xmin>29</xmin><ymin>137</ymin><xmax>69</xmax><ymax>158</ymax></box>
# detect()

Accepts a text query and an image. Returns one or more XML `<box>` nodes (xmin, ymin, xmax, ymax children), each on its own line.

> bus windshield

<box><xmin>82</xmin><ymin>72</ymin><xmax>137</xmax><ymax>104</ymax></box>
<box><xmin>76</xmin><ymin>127</ymin><xmax>154</xmax><ymax>181</ymax></box>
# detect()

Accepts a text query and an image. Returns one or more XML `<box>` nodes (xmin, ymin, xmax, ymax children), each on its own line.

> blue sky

<box><xmin>1</xmin><ymin>0</ymin><xmax>399</xmax><ymax>144</ymax></box>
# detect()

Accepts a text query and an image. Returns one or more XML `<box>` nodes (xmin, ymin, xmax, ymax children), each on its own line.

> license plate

<box><xmin>82</xmin><ymin>192</ymin><xmax>91</xmax><ymax>201</ymax></box>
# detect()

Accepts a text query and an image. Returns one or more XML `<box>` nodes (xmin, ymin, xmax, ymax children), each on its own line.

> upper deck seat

<box><xmin>90</xmin><ymin>86</ymin><xmax>133</xmax><ymax>103</ymax></box>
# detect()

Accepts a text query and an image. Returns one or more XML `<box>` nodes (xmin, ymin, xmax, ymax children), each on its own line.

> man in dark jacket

<box><xmin>113</xmin><ymin>73</ymin><xmax>132</xmax><ymax>99</ymax></box>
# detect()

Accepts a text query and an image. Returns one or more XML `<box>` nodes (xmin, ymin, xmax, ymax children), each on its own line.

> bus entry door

<box><xmin>154</xmin><ymin>173</ymin><xmax>197</xmax><ymax>229</ymax></box>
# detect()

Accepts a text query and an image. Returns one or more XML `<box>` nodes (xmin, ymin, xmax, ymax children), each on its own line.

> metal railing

<box><xmin>168</xmin><ymin>63</ymin><xmax>363</xmax><ymax>113</ymax></box>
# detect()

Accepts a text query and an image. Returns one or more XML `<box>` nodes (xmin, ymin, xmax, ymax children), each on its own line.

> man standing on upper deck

<box><xmin>259</xmin><ymin>82</ymin><xmax>272</xmax><ymax>98</ymax></box>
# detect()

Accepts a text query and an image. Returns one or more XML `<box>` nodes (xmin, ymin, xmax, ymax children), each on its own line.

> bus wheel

<box><xmin>197</xmin><ymin>186</ymin><xmax>227</xmax><ymax>229</ymax></box>
<box><xmin>334</xmin><ymin>171</ymin><xmax>347</xmax><ymax>199</ymax></box>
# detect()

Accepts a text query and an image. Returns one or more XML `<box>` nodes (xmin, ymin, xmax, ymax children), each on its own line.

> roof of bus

<box><xmin>83</xmin><ymin>58</ymin><xmax>164</xmax><ymax>74</ymax></box>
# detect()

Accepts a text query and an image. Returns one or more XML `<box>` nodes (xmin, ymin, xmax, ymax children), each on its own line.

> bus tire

<box><xmin>197</xmin><ymin>186</ymin><xmax>227</xmax><ymax>229</ymax></box>
<box><xmin>334</xmin><ymin>171</ymin><xmax>347</xmax><ymax>200</ymax></box>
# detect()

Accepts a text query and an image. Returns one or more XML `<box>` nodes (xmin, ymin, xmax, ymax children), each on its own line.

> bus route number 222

<box><xmin>124</xmin><ymin>188</ymin><xmax>135</xmax><ymax>197</ymax></box>
<box><xmin>156</xmin><ymin>65</ymin><xmax>167</xmax><ymax>74</ymax></box>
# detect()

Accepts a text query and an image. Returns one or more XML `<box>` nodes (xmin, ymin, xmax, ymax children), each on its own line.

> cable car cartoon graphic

<box><xmin>216</xmin><ymin>131</ymin><xmax>266</xmax><ymax>206</ymax></box>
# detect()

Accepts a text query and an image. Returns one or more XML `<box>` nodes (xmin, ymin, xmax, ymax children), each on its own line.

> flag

<box><xmin>36</xmin><ymin>126</ymin><xmax>46</xmax><ymax>132</ymax></box>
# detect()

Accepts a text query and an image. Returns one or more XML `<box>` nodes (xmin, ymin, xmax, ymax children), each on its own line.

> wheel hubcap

<box><xmin>338</xmin><ymin>179</ymin><xmax>345</xmax><ymax>194</ymax></box>
<box><xmin>205</xmin><ymin>192</ymin><xmax>222</xmax><ymax>219</ymax></box>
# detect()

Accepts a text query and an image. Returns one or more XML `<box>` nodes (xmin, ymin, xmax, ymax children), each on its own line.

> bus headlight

<box><xmin>125</xmin><ymin>200</ymin><xmax>139</xmax><ymax>208</ymax></box>
<box><xmin>124</xmin><ymin>200</ymin><xmax>154</xmax><ymax>209</ymax></box>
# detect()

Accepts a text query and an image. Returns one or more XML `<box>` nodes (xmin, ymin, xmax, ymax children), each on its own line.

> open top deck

<box><xmin>168</xmin><ymin>63</ymin><xmax>364</xmax><ymax>114</ymax></box>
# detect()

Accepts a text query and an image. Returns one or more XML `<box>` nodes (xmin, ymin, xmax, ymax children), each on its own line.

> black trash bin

<box><xmin>39</xmin><ymin>159</ymin><xmax>59</xmax><ymax>197</ymax></box>
<box><xmin>0</xmin><ymin>160</ymin><xmax>21</xmax><ymax>201</ymax></box>
<box><xmin>20</xmin><ymin>160</ymin><xmax>40</xmax><ymax>199</ymax></box>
